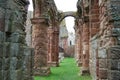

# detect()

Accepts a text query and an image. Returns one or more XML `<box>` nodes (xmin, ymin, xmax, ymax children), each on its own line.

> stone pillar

<box><xmin>47</xmin><ymin>27</ymin><xmax>59</xmax><ymax>67</ymax></box>
<box><xmin>89</xmin><ymin>0</ymin><xmax>99</xmax><ymax>79</ymax></box>
<box><xmin>75</xmin><ymin>34</ymin><xmax>82</xmax><ymax>67</ymax></box>
<box><xmin>76</xmin><ymin>20</ymin><xmax>83</xmax><ymax>67</ymax></box>
<box><xmin>53</xmin><ymin>29</ymin><xmax>59</xmax><ymax>66</ymax></box>
<box><xmin>81</xmin><ymin>22</ymin><xmax>90</xmax><ymax>75</ymax></box>
<box><xmin>31</xmin><ymin>17</ymin><xmax>50</xmax><ymax>76</ymax></box>
<box><xmin>90</xmin><ymin>0</ymin><xmax>99</xmax><ymax>37</ymax></box>
<box><xmin>0</xmin><ymin>0</ymin><xmax>34</xmax><ymax>80</ymax></box>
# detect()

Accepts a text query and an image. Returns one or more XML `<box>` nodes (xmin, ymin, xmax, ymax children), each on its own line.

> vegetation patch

<box><xmin>35</xmin><ymin>58</ymin><xmax>92</xmax><ymax>80</ymax></box>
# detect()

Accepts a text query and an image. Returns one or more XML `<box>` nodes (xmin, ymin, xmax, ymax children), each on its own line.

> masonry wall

<box><xmin>0</xmin><ymin>0</ymin><xmax>34</xmax><ymax>80</ymax></box>
<box><xmin>89</xmin><ymin>0</ymin><xmax>120</xmax><ymax>80</ymax></box>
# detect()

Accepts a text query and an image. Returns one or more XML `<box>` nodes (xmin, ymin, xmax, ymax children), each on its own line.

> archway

<box><xmin>27</xmin><ymin>0</ymin><xmax>82</xmax><ymax>77</ymax></box>
<box><xmin>59</xmin><ymin>16</ymin><xmax>75</xmax><ymax>63</ymax></box>
<box><xmin>0</xmin><ymin>0</ymin><xmax>120</xmax><ymax>80</ymax></box>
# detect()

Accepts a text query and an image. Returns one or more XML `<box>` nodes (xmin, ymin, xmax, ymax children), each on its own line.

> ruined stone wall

<box><xmin>0</xmin><ymin>0</ymin><xmax>34</xmax><ymax>80</ymax></box>
<box><xmin>89</xmin><ymin>0</ymin><xmax>120</xmax><ymax>80</ymax></box>
<box><xmin>89</xmin><ymin>0</ymin><xmax>100</xmax><ymax>79</ymax></box>
<box><xmin>106</xmin><ymin>0</ymin><xmax>120</xmax><ymax>80</ymax></box>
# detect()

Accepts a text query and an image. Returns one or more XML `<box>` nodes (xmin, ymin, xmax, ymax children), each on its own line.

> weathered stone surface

<box><xmin>7</xmin><ymin>32</ymin><xmax>26</xmax><ymax>44</ymax></box>
<box><xmin>98</xmin><ymin>49</ymin><xmax>107</xmax><ymax>58</ymax></box>
<box><xmin>99</xmin><ymin>59</ymin><xmax>107</xmax><ymax>68</ymax></box>
<box><xmin>32</xmin><ymin>17</ymin><xmax>50</xmax><ymax>76</ymax></box>
<box><xmin>34</xmin><ymin>67</ymin><xmax>50</xmax><ymax>76</ymax></box>
<box><xmin>108</xmin><ymin>59</ymin><xmax>120</xmax><ymax>70</ymax></box>
<box><xmin>0</xmin><ymin>31</ymin><xmax>5</xmax><ymax>42</ymax></box>
<box><xmin>0</xmin><ymin>43</ymin><xmax>3</xmax><ymax>58</ymax></box>
<box><xmin>108</xmin><ymin>46</ymin><xmax>120</xmax><ymax>59</ymax></box>
<box><xmin>108</xmin><ymin>71</ymin><xmax>120</xmax><ymax>80</ymax></box>
<box><xmin>0</xmin><ymin>58</ymin><xmax>2</xmax><ymax>70</ymax></box>
<box><xmin>3</xmin><ymin>57</ymin><xmax>10</xmax><ymax>70</ymax></box>
<box><xmin>0</xmin><ymin>7</ymin><xmax>5</xmax><ymax>32</ymax></box>
<box><xmin>0</xmin><ymin>0</ymin><xmax>34</xmax><ymax>80</ymax></box>
<box><xmin>98</xmin><ymin>69</ymin><xmax>108</xmax><ymax>79</ymax></box>
<box><xmin>47</xmin><ymin>27</ymin><xmax>59</xmax><ymax>67</ymax></box>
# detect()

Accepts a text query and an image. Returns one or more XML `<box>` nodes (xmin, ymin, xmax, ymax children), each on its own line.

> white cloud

<box><xmin>65</xmin><ymin>17</ymin><xmax>75</xmax><ymax>33</ymax></box>
<box><xmin>54</xmin><ymin>0</ymin><xmax>77</xmax><ymax>12</ymax></box>
<box><xmin>28</xmin><ymin>0</ymin><xmax>33</xmax><ymax>11</ymax></box>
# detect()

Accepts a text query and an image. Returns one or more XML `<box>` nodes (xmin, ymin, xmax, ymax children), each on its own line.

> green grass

<box><xmin>34</xmin><ymin>58</ymin><xmax>92</xmax><ymax>80</ymax></box>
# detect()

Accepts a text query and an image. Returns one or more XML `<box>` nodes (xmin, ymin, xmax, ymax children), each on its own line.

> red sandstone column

<box><xmin>31</xmin><ymin>17</ymin><xmax>50</xmax><ymax>76</ymax></box>
<box><xmin>81</xmin><ymin>22</ymin><xmax>90</xmax><ymax>75</ymax></box>
<box><xmin>77</xmin><ymin>35</ymin><xmax>82</xmax><ymax>66</ymax></box>
<box><xmin>76</xmin><ymin>35</ymin><xmax>81</xmax><ymax>66</ymax></box>
<box><xmin>53</xmin><ymin>28</ymin><xmax>59</xmax><ymax>66</ymax></box>
<box><xmin>47</xmin><ymin>27</ymin><xmax>59</xmax><ymax>67</ymax></box>
<box><xmin>47</xmin><ymin>27</ymin><xmax>53</xmax><ymax>66</ymax></box>
<box><xmin>78</xmin><ymin>22</ymin><xmax>83</xmax><ymax>67</ymax></box>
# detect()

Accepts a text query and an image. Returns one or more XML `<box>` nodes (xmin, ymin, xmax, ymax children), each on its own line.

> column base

<box><xmin>77</xmin><ymin>61</ymin><xmax>82</xmax><ymax>67</ymax></box>
<box><xmin>34</xmin><ymin>67</ymin><xmax>51</xmax><ymax>76</ymax></box>
<box><xmin>48</xmin><ymin>61</ymin><xmax>59</xmax><ymax>67</ymax></box>
<box><xmin>80</xmin><ymin>67</ymin><xmax>90</xmax><ymax>75</ymax></box>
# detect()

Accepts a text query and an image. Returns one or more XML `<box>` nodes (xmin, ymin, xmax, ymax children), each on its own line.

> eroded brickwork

<box><xmin>31</xmin><ymin>17</ymin><xmax>50</xmax><ymax>76</ymax></box>
<box><xmin>47</xmin><ymin>27</ymin><xmax>59</xmax><ymax>67</ymax></box>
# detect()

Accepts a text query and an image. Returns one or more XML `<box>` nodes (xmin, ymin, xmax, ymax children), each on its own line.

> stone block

<box><xmin>34</xmin><ymin>67</ymin><xmax>50</xmax><ymax>76</ymax></box>
<box><xmin>16</xmin><ymin>59</ymin><xmax>22</xmax><ymax>70</ymax></box>
<box><xmin>48</xmin><ymin>62</ymin><xmax>59</xmax><ymax>67</ymax></box>
<box><xmin>99</xmin><ymin>59</ymin><xmax>107</xmax><ymax>68</ymax></box>
<box><xmin>0</xmin><ymin>31</ymin><xmax>5</xmax><ymax>42</ymax></box>
<box><xmin>0</xmin><ymin>8</ymin><xmax>5</xmax><ymax>31</ymax></box>
<box><xmin>16</xmin><ymin>70</ymin><xmax>23</xmax><ymax>80</ymax></box>
<box><xmin>108</xmin><ymin>59</ymin><xmax>120</xmax><ymax>70</ymax></box>
<box><xmin>3</xmin><ymin>42</ymin><xmax>10</xmax><ymax>58</ymax></box>
<box><xmin>108</xmin><ymin>71</ymin><xmax>120</xmax><ymax>80</ymax></box>
<box><xmin>5</xmin><ymin>21</ymin><xmax>25</xmax><ymax>33</ymax></box>
<box><xmin>107</xmin><ymin>46</ymin><xmax>120</xmax><ymax>59</ymax></box>
<box><xmin>0</xmin><ymin>58</ymin><xmax>2</xmax><ymax>70</ymax></box>
<box><xmin>3</xmin><ymin>70</ymin><xmax>10</xmax><ymax>80</ymax></box>
<box><xmin>23</xmin><ymin>47</ymin><xmax>32</xmax><ymax>56</ymax></box>
<box><xmin>10</xmin><ymin>70</ymin><xmax>16</xmax><ymax>80</ymax></box>
<box><xmin>98</xmin><ymin>69</ymin><xmax>108</xmax><ymax>79</ymax></box>
<box><xmin>2</xmin><ymin>57</ymin><xmax>10</xmax><ymax>70</ymax></box>
<box><xmin>10</xmin><ymin>70</ymin><xmax>23</xmax><ymax>80</ymax></box>
<box><xmin>8</xmin><ymin>32</ymin><xmax>25</xmax><ymax>43</ymax></box>
<box><xmin>22</xmin><ymin>47</ymin><xmax>32</xmax><ymax>70</ymax></box>
<box><xmin>10</xmin><ymin>43</ymin><xmax>24</xmax><ymax>57</ymax></box>
<box><xmin>0</xmin><ymin>70</ymin><xmax>3</xmax><ymax>80</ymax></box>
<box><xmin>98</xmin><ymin>49</ymin><xmax>107</xmax><ymax>58</ymax></box>
<box><xmin>0</xmin><ymin>7</ymin><xmax>5</xmax><ymax>18</ymax></box>
<box><xmin>10</xmin><ymin>57</ymin><xmax>18</xmax><ymax>70</ymax></box>
<box><xmin>22</xmin><ymin>47</ymin><xmax>34</xmax><ymax>80</ymax></box>
<box><xmin>0</xmin><ymin>43</ymin><xmax>3</xmax><ymax>58</ymax></box>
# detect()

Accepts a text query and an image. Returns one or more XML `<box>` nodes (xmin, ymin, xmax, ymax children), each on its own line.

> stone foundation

<box><xmin>48</xmin><ymin>62</ymin><xmax>59</xmax><ymax>67</ymax></box>
<box><xmin>34</xmin><ymin>67</ymin><xmax>50</xmax><ymax>76</ymax></box>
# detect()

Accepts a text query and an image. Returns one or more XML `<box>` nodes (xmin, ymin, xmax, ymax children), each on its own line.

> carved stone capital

<box><xmin>31</xmin><ymin>17</ymin><xmax>48</xmax><ymax>25</ymax></box>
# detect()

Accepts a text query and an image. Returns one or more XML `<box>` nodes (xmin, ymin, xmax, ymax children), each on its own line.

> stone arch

<box><xmin>59</xmin><ymin>11</ymin><xmax>77</xmax><ymax>23</ymax></box>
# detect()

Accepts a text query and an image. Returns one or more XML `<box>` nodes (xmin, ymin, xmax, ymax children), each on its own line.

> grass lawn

<box><xmin>34</xmin><ymin>58</ymin><xmax>92</xmax><ymax>80</ymax></box>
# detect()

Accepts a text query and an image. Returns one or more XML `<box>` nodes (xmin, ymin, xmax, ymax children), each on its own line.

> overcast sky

<box><xmin>28</xmin><ymin>0</ymin><xmax>78</xmax><ymax>33</ymax></box>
